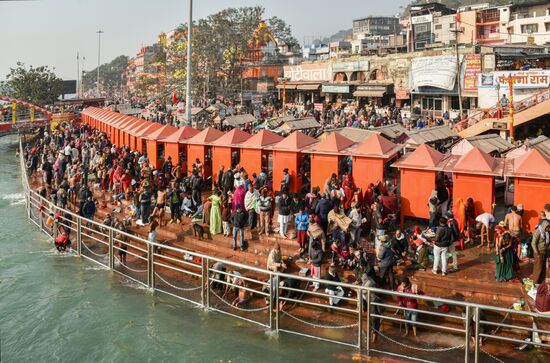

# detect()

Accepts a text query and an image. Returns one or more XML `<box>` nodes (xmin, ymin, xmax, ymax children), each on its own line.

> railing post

<box><xmin>268</xmin><ymin>274</ymin><xmax>274</xmax><ymax>330</ymax></box>
<box><xmin>53</xmin><ymin>215</ymin><xmax>59</xmax><ymax>240</ymax></box>
<box><xmin>465</xmin><ymin>306</ymin><xmax>470</xmax><ymax>363</ymax></box>
<box><xmin>108</xmin><ymin>228</ymin><xmax>114</xmax><ymax>269</ymax></box>
<box><xmin>147</xmin><ymin>243</ymin><xmax>154</xmax><ymax>288</ymax></box>
<box><xmin>357</xmin><ymin>288</ymin><xmax>363</xmax><ymax>350</ymax></box>
<box><xmin>366</xmin><ymin>289</ymin><xmax>371</xmax><ymax>353</ymax></box>
<box><xmin>275</xmin><ymin>274</ymin><xmax>280</xmax><ymax>333</ymax></box>
<box><xmin>76</xmin><ymin>217</ymin><xmax>82</xmax><ymax>256</ymax></box>
<box><xmin>205</xmin><ymin>258</ymin><xmax>210</xmax><ymax>309</ymax></box>
<box><xmin>474</xmin><ymin>306</ymin><xmax>480</xmax><ymax>363</ymax></box>
<box><xmin>201</xmin><ymin>257</ymin><xmax>207</xmax><ymax>307</ymax></box>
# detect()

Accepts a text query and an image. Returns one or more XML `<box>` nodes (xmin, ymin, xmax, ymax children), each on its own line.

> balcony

<box><xmin>476</xmin><ymin>10</ymin><xmax>500</xmax><ymax>24</ymax></box>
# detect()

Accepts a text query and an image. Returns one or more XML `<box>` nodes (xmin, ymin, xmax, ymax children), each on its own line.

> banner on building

<box><xmin>463</xmin><ymin>54</ymin><xmax>481</xmax><ymax>92</ymax></box>
<box><xmin>477</xmin><ymin>70</ymin><xmax>550</xmax><ymax>108</ymax></box>
<box><xmin>332</xmin><ymin>60</ymin><xmax>370</xmax><ymax>73</ymax></box>
<box><xmin>284</xmin><ymin>63</ymin><xmax>332</xmax><ymax>82</ymax></box>
<box><xmin>478</xmin><ymin>70</ymin><xmax>550</xmax><ymax>89</ymax></box>
<box><xmin>251</xmin><ymin>95</ymin><xmax>263</xmax><ymax>104</ymax></box>
<box><xmin>411</xmin><ymin>56</ymin><xmax>458</xmax><ymax>91</ymax></box>
<box><xmin>322</xmin><ymin>85</ymin><xmax>350</xmax><ymax>93</ymax></box>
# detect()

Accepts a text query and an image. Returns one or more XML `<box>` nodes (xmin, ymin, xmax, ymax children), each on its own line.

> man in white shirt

<box><xmin>475</xmin><ymin>212</ymin><xmax>495</xmax><ymax>250</ymax></box>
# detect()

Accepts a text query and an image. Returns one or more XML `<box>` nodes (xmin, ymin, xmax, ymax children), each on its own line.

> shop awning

<box><xmin>353</xmin><ymin>90</ymin><xmax>385</xmax><ymax>98</ymax></box>
<box><xmin>276</xmin><ymin>84</ymin><xmax>297</xmax><ymax>90</ymax></box>
<box><xmin>297</xmin><ymin>84</ymin><xmax>321</xmax><ymax>90</ymax></box>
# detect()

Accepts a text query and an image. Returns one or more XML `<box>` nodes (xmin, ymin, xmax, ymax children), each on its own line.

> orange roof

<box><xmin>187</xmin><ymin>127</ymin><xmax>224</xmax><ymax>145</ymax></box>
<box><xmin>111</xmin><ymin>114</ymin><xmax>130</xmax><ymax>127</ymax></box>
<box><xmin>453</xmin><ymin>147</ymin><xmax>497</xmax><ymax>174</ymax></box>
<box><xmin>144</xmin><ymin>124</ymin><xmax>179</xmax><ymax>140</ymax></box>
<box><xmin>393</xmin><ymin>144</ymin><xmax>446</xmax><ymax>169</ymax></box>
<box><xmin>239</xmin><ymin>130</ymin><xmax>283</xmax><ymax>149</ymax></box>
<box><xmin>514</xmin><ymin>148</ymin><xmax>550</xmax><ymax>179</ymax></box>
<box><xmin>352</xmin><ymin>134</ymin><xmax>402</xmax><ymax>158</ymax></box>
<box><xmin>160</xmin><ymin>126</ymin><xmax>200</xmax><ymax>143</ymax></box>
<box><xmin>135</xmin><ymin>122</ymin><xmax>163</xmax><ymax>137</ymax></box>
<box><xmin>124</xmin><ymin>119</ymin><xmax>147</xmax><ymax>133</ymax></box>
<box><xmin>212</xmin><ymin>128</ymin><xmax>252</xmax><ymax>147</ymax></box>
<box><xmin>117</xmin><ymin>116</ymin><xmax>137</xmax><ymax>130</ymax></box>
<box><xmin>272</xmin><ymin>131</ymin><xmax>318</xmax><ymax>152</ymax></box>
<box><xmin>128</xmin><ymin>121</ymin><xmax>152</xmax><ymax>136</ymax></box>
<box><xmin>308</xmin><ymin>132</ymin><xmax>354</xmax><ymax>154</ymax></box>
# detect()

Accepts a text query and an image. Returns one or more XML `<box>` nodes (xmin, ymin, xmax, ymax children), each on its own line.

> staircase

<box><xmin>456</xmin><ymin>89</ymin><xmax>550</xmax><ymax>138</ymax></box>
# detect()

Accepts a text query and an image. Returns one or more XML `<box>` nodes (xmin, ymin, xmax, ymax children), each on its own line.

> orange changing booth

<box><xmin>97</xmin><ymin>109</ymin><xmax>111</xmax><ymax>134</ymax></box>
<box><xmin>272</xmin><ymin>131</ymin><xmax>318</xmax><ymax>193</ymax></box>
<box><xmin>123</xmin><ymin>119</ymin><xmax>147</xmax><ymax>150</ymax></box>
<box><xmin>186</xmin><ymin>127</ymin><xmax>224</xmax><ymax>177</ymax></box>
<box><xmin>392</xmin><ymin>144</ymin><xmax>450</xmax><ymax>225</ymax></box>
<box><xmin>127</xmin><ymin>121</ymin><xmax>152</xmax><ymax>152</ymax></box>
<box><xmin>104</xmin><ymin>112</ymin><xmax>122</xmax><ymax>142</ymax></box>
<box><xmin>144</xmin><ymin>124</ymin><xmax>178</xmax><ymax>169</ymax></box>
<box><xmin>349</xmin><ymin>134</ymin><xmax>403</xmax><ymax>193</ymax></box>
<box><xmin>110</xmin><ymin>114</ymin><xmax>130</xmax><ymax>146</ymax></box>
<box><xmin>211</xmin><ymin>129</ymin><xmax>252</xmax><ymax>184</ymax></box>
<box><xmin>507</xmin><ymin>149</ymin><xmax>550</xmax><ymax>232</ymax></box>
<box><xmin>448</xmin><ymin>147</ymin><xmax>504</xmax><ymax>214</ymax></box>
<box><xmin>306</xmin><ymin>133</ymin><xmax>355</xmax><ymax>191</ymax></box>
<box><xmin>239</xmin><ymin>130</ymin><xmax>283</xmax><ymax>177</ymax></box>
<box><xmin>160</xmin><ymin>126</ymin><xmax>199</xmax><ymax>168</ymax></box>
<box><xmin>116</xmin><ymin>116</ymin><xmax>138</xmax><ymax>147</ymax></box>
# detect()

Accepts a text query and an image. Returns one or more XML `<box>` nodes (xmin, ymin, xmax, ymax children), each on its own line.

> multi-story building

<box><xmin>408</xmin><ymin>2</ymin><xmax>456</xmax><ymax>51</ymax></box>
<box><xmin>303</xmin><ymin>44</ymin><xmax>330</xmax><ymax>61</ymax></box>
<box><xmin>329</xmin><ymin>41</ymin><xmax>352</xmax><ymax>58</ymax></box>
<box><xmin>506</xmin><ymin>2</ymin><xmax>550</xmax><ymax>45</ymax></box>
<box><xmin>352</xmin><ymin>16</ymin><xmax>401</xmax><ymax>38</ymax></box>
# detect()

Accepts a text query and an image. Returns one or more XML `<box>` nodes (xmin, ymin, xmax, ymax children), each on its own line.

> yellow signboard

<box><xmin>12</xmin><ymin>102</ymin><xmax>16</xmax><ymax>124</ymax></box>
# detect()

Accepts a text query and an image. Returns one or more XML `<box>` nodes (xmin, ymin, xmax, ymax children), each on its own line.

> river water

<box><xmin>0</xmin><ymin>134</ymin><xmax>360</xmax><ymax>362</ymax></box>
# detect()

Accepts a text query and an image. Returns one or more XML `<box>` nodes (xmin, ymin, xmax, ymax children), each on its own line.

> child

<box><xmin>221</xmin><ymin>201</ymin><xmax>231</xmax><ymax>237</ymax></box>
<box><xmin>294</xmin><ymin>206</ymin><xmax>309</xmax><ymax>256</ymax></box>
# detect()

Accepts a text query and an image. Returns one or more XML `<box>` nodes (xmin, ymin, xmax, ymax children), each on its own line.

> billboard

<box><xmin>62</xmin><ymin>80</ymin><xmax>77</xmax><ymax>95</ymax></box>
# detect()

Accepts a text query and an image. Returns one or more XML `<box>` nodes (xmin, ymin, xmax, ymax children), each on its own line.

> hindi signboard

<box><xmin>284</xmin><ymin>63</ymin><xmax>332</xmax><ymax>82</ymax></box>
<box><xmin>463</xmin><ymin>54</ymin><xmax>481</xmax><ymax>92</ymax></box>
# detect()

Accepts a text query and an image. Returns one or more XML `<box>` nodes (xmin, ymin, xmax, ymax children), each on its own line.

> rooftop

<box><xmin>271</xmin><ymin>131</ymin><xmax>318</xmax><ymax>152</ymax></box>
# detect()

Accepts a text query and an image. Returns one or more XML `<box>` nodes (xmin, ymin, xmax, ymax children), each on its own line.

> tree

<box><xmin>167</xmin><ymin>6</ymin><xmax>299</xmax><ymax>100</ymax></box>
<box><xmin>82</xmin><ymin>55</ymin><xmax>129</xmax><ymax>96</ymax></box>
<box><xmin>0</xmin><ymin>62</ymin><xmax>64</xmax><ymax>106</ymax></box>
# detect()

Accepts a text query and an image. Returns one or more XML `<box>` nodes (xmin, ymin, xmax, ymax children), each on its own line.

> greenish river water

<box><xmin>0</xmin><ymin>135</ymin><xmax>354</xmax><ymax>363</ymax></box>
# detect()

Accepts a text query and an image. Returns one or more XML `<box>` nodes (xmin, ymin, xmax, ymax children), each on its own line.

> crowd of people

<box><xmin>21</xmin><ymin>116</ymin><xmax>550</xmax><ymax>339</ymax></box>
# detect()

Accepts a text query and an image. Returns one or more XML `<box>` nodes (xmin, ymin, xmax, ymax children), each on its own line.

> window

<box><xmin>521</xmin><ymin>23</ymin><xmax>538</xmax><ymax>34</ymax></box>
<box><xmin>415</xmin><ymin>24</ymin><xmax>429</xmax><ymax>33</ymax></box>
<box><xmin>422</xmin><ymin>97</ymin><xmax>443</xmax><ymax>111</ymax></box>
<box><xmin>435</xmin><ymin>24</ymin><xmax>442</xmax><ymax>30</ymax></box>
<box><xmin>546</xmin><ymin>22</ymin><xmax>550</xmax><ymax>32</ymax></box>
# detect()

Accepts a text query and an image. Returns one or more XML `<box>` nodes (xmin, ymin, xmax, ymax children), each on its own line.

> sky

<box><xmin>0</xmin><ymin>0</ymin><xmax>410</xmax><ymax>81</ymax></box>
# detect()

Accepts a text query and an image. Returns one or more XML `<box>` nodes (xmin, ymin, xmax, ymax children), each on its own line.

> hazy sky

<box><xmin>0</xmin><ymin>0</ymin><xmax>410</xmax><ymax>80</ymax></box>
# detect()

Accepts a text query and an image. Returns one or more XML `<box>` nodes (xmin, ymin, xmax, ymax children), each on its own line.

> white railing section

<box><xmin>18</xmin><ymin>138</ymin><xmax>550</xmax><ymax>363</ymax></box>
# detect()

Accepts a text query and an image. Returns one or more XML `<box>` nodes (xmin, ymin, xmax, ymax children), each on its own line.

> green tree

<box><xmin>167</xmin><ymin>6</ymin><xmax>299</xmax><ymax>100</ymax></box>
<box><xmin>0</xmin><ymin>62</ymin><xmax>64</xmax><ymax>106</ymax></box>
<box><xmin>82</xmin><ymin>55</ymin><xmax>129</xmax><ymax>95</ymax></box>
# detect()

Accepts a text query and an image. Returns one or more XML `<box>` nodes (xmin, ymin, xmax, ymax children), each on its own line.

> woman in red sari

<box><xmin>453</xmin><ymin>198</ymin><xmax>466</xmax><ymax>250</ymax></box>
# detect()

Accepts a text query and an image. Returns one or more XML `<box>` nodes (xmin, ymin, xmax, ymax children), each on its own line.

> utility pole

<box><xmin>185</xmin><ymin>0</ymin><xmax>193</xmax><ymax>125</ymax></box>
<box><xmin>452</xmin><ymin>14</ymin><xmax>464</xmax><ymax>119</ymax></box>
<box><xmin>96</xmin><ymin>30</ymin><xmax>104</xmax><ymax>97</ymax></box>
<box><xmin>77</xmin><ymin>52</ymin><xmax>80</xmax><ymax>98</ymax></box>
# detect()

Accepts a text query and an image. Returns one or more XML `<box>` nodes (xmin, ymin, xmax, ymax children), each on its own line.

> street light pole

<box><xmin>185</xmin><ymin>0</ymin><xmax>193</xmax><ymax>126</ymax></box>
<box><xmin>96</xmin><ymin>30</ymin><xmax>104</xmax><ymax>97</ymax></box>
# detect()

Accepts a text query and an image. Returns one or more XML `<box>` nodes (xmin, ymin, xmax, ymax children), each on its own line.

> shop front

<box><xmin>280</xmin><ymin>63</ymin><xmax>332</xmax><ymax>107</ymax></box>
<box><xmin>353</xmin><ymin>83</ymin><xmax>394</xmax><ymax>107</ymax></box>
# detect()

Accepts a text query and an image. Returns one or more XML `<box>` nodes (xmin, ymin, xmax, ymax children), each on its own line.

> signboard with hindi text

<box><xmin>463</xmin><ymin>54</ymin><xmax>481</xmax><ymax>92</ymax></box>
<box><xmin>284</xmin><ymin>63</ymin><xmax>332</xmax><ymax>82</ymax></box>
<box><xmin>477</xmin><ymin>70</ymin><xmax>550</xmax><ymax>108</ymax></box>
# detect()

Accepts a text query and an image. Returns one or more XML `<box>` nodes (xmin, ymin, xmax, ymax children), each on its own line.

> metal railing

<box><xmin>18</xmin><ymin>139</ymin><xmax>550</xmax><ymax>363</ymax></box>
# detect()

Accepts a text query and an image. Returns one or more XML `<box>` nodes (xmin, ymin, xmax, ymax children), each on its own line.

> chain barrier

<box><xmin>282</xmin><ymin>310</ymin><xmax>358</xmax><ymax>329</ymax></box>
<box><xmin>81</xmin><ymin>239</ymin><xmax>109</xmax><ymax>257</ymax></box>
<box><xmin>113</xmin><ymin>256</ymin><xmax>147</xmax><ymax>273</ymax></box>
<box><xmin>154</xmin><ymin>272</ymin><xmax>201</xmax><ymax>292</ymax></box>
<box><xmin>210</xmin><ymin>289</ymin><xmax>269</xmax><ymax>312</ymax></box>
<box><xmin>481</xmin><ymin>348</ymin><xmax>505</xmax><ymax>363</ymax></box>
<box><xmin>373</xmin><ymin>329</ymin><xmax>465</xmax><ymax>352</ymax></box>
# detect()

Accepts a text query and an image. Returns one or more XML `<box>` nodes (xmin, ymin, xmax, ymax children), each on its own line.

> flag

<box><xmin>172</xmin><ymin>91</ymin><xmax>178</xmax><ymax>104</ymax></box>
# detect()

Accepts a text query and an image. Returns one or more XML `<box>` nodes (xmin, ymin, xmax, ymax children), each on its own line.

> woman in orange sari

<box><xmin>453</xmin><ymin>198</ymin><xmax>466</xmax><ymax>250</ymax></box>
